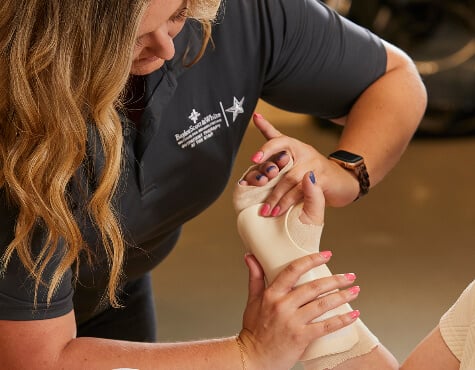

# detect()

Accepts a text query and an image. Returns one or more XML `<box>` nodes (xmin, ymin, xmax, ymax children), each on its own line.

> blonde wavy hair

<box><xmin>0</xmin><ymin>0</ymin><xmax>220</xmax><ymax>307</ymax></box>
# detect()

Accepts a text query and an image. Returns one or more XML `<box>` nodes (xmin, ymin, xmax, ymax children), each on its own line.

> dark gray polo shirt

<box><xmin>0</xmin><ymin>0</ymin><xmax>386</xmax><ymax>322</ymax></box>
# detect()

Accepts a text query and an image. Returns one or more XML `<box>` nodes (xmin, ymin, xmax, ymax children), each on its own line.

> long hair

<box><xmin>0</xmin><ymin>0</ymin><xmax>221</xmax><ymax>308</ymax></box>
<box><xmin>188</xmin><ymin>0</ymin><xmax>223</xmax><ymax>63</ymax></box>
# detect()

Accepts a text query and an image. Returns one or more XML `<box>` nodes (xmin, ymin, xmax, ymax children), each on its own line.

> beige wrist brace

<box><xmin>233</xmin><ymin>158</ymin><xmax>378</xmax><ymax>366</ymax></box>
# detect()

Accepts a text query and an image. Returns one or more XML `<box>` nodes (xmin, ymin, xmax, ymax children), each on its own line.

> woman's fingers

<box><xmin>253</xmin><ymin>112</ymin><xmax>282</xmax><ymax>140</ymax></box>
<box><xmin>308</xmin><ymin>309</ymin><xmax>361</xmax><ymax>338</ymax></box>
<box><xmin>244</xmin><ymin>254</ymin><xmax>266</xmax><ymax>305</ymax></box>
<box><xmin>286</xmin><ymin>272</ymin><xmax>358</xmax><ymax>310</ymax></box>
<box><xmin>298</xmin><ymin>284</ymin><xmax>361</xmax><ymax>324</ymax></box>
<box><xmin>269</xmin><ymin>252</ymin><xmax>333</xmax><ymax>295</ymax></box>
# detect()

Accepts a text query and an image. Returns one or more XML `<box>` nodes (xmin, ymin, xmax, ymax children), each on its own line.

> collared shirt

<box><xmin>0</xmin><ymin>0</ymin><xmax>386</xmax><ymax>322</ymax></box>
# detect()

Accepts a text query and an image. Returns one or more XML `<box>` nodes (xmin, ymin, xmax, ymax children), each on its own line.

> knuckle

<box><xmin>265</xmin><ymin>296</ymin><xmax>286</xmax><ymax>316</ymax></box>
<box><xmin>322</xmin><ymin>315</ymin><xmax>345</xmax><ymax>335</ymax></box>
<box><xmin>308</xmin><ymin>279</ymin><xmax>325</xmax><ymax>297</ymax></box>
<box><xmin>307</xmin><ymin>253</ymin><xmax>320</xmax><ymax>266</ymax></box>
<box><xmin>322</xmin><ymin>320</ymin><xmax>334</xmax><ymax>334</ymax></box>
<box><xmin>316</xmin><ymin>296</ymin><xmax>331</xmax><ymax>311</ymax></box>
<box><xmin>289</xmin><ymin>328</ymin><xmax>304</xmax><ymax>345</ymax></box>
<box><xmin>273</xmin><ymin>301</ymin><xmax>287</xmax><ymax>316</ymax></box>
<box><xmin>335</xmin><ymin>314</ymin><xmax>348</xmax><ymax>329</ymax></box>
<box><xmin>262</xmin><ymin>288</ymin><xmax>276</xmax><ymax>303</ymax></box>
<box><xmin>331</xmin><ymin>317</ymin><xmax>344</xmax><ymax>332</ymax></box>
<box><xmin>284</xmin><ymin>261</ymin><xmax>299</xmax><ymax>275</ymax></box>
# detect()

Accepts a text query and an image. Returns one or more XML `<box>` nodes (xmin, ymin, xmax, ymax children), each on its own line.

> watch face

<box><xmin>330</xmin><ymin>150</ymin><xmax>363</xmax><ymax>164</ymax></box>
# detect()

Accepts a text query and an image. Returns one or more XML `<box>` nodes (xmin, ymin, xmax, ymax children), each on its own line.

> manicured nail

<box><xmin>253</xmin><ymin>113</ymin><xmax>263</xmax><ymax>119</ymax></box>
<box><xmin>256</xmin><ymin>174</ymin><xmax>264</xmax><ymax>181</ymax></box>
<box><xmin>266</xmin><ymin>165</ymin><xmax>277</xmax><ymax>173</ymax></box>
<box><xmin>344</xmin><ymin>273</ymin><xmax>356</xmax><ymax>281</ymax></box>
<box><xmin>350</xmin><ymin>310</ymin><xmax>360</xmax><ymax>319</ymax></box>
<box><xmin>349</xmin><ymin>286</ymin><xmax>360</xmax><ymax>295</ymax></box>
<box><xmin>251</xmin><ymin>151</ymin><xmax>264</xmax><ymax>163</ymax></box>
<box><xmin>271</xmin><ymin>205</ymin><xmax>280</xmax><ymax>217</ymax></box>
<box><xmin>260</xmin><ymin>204</ymin><xmax>271</xmax><ymax>216</ymax></box>
<box><xmin>309</xmin><ymin>171</ymin><xmax>316</xmax><ymax>184</ymax></box>
<box><xmin>277</xmin><ymin>151</ymin><xmax>287</xmax><ymax>161</ymax></box>
<box><xmin>320</xmin><ymin>251</ymin><xmax>332</xmax><ymax>259</ymax></box>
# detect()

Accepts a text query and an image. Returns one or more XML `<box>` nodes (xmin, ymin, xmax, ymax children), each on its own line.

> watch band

<box><xmin>328</xmin><ymin>150</ymin><xmax>370</xmax><ymax>201</ymax></box>
<box><xmin>353</xmin><ymin>162</ymin><xmax>370</xmax><ymax>200</ymax></box>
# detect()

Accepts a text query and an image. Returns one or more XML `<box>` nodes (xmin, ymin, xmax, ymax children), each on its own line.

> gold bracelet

<box><xmin>235</xmin><ymin>334</ymin><xmax>247</xmax><ymax>370</ymax></box>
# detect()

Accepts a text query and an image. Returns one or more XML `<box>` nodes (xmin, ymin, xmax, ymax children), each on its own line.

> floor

<box><xmin>152</xmin><ymin>100</ymin><xmax>475</xmax><ymax>368</ymax></box>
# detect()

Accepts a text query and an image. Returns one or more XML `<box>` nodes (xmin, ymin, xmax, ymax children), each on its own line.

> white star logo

<box><xmin>225</xmin><ymin>96</ymin><xmax>245</xmax><ymax>122</ymax></box>
<box><xmin>188</xmin><ymin>109</ymin><xmax>201</xmax><ymax>124</ymax></box>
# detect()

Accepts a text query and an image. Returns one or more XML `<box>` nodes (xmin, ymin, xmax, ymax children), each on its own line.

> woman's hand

<box><xmin>240</xmin><ymin>252</ymin><xmax>360</xmax><ymax>370</ymax></box>
<box><xmin>242</xmin><ymin>113</ymin><xmax>361</xmax><ymax>215</ymax></box>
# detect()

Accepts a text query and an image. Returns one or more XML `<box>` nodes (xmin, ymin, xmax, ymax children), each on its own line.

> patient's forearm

<box><xmin>302</xmin><ymin>344</ymin><xmax>399</xmax><ymax>370</ymax></box>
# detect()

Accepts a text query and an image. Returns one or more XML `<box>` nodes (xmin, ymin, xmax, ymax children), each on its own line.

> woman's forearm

<box><xmin>0</xmin><ymin>312</ymin><xmax>245</xmax><ymax>370</ymax></box>
<box><xmin>59</xmin><ymin>336</ymin><xmax>244</xmax><ymax>370</ymax></box>
<box><xmin>336</xmin><ymin>41</ymin><xmax>427</xmax><ymax>188</ymax></box>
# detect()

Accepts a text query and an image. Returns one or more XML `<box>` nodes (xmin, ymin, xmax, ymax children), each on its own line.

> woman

<box><xmin>0</xmin><ymin>1</ymin><xmax>362</xmax><ymax>369</ymax></box>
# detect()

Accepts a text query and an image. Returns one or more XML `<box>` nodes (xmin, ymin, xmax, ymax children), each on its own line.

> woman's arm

<box><xmin>248</xmin><ymin>42</ymin><xmax>427</xmax><ymax>212</ymax></box>
<box><xmin>400</xmin><ymin>325</ymin><xmax>460</xmax><ymax>370</ymax></box>
<box><xmin>304</xmin><ymin>343</ymin><xmax>399</xmax><ymax>370</ymax></box>
<box><xmin>0</xmin><ymin>252</ymin><xmax>360</xmax><ymax>370</ymax></box>
<box><xmin>302</xmin><ymin>322</ymin><xmax>459</xmax><ymax>370</ymax></box>
<box><xmin>328</xmin><ymin>40</ymin><xmax>427</xmax><ymax>205</ymax></box>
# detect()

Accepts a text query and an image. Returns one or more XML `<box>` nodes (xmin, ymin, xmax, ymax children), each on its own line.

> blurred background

<box><xmin>153</xmin><ymin>1</ymin><xmax>475</xmax><ymax>368</ymax></box>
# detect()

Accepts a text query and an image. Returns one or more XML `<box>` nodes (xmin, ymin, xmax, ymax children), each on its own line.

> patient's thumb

<box><xmin>300</xmin><ymin>171</ymin><xmax>325</xmax><ymax>225</ymax></box>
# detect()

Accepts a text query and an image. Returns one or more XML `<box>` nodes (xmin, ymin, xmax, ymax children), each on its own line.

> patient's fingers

<box><xmin>299</xmin><ymin>171</ymin><xmax>325</xmax><ymax>225</ymax></box>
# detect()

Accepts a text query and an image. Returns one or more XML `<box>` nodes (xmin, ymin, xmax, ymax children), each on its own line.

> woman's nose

<box><xmin>149</xmin><ymin>25</ymin><xmax>176</xmax><ymax>61</ymax></box>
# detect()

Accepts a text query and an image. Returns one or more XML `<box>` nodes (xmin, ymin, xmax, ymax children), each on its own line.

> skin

<box><xmin>322</xmin><ymin>325</ymin><xmax>460</xmax><ymax>370</ymax></box>
<box><xmin>130</xmin><ymin>0</ymin><xmax>188</xmax><ymax>75</ymax></box>
<box><xmin>302</xmin><ymin>344</ymin><xmax>399</xmax><ymax>370</ymax></box>
<box><xmin>400</xmin><ymin>326</ymin><xmax>460</xmax><ymax>370</ymax></box>
<box><xmin>243</xmin><ymin>40</ymin><xmax>427</xmax><ymax>216</ymax></box>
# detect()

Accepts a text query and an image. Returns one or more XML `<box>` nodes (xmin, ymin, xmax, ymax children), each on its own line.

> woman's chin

<box><xmin>130</xmin><ymin>58</ymin><xmax>164</xmax><ymax>76</ymax></box>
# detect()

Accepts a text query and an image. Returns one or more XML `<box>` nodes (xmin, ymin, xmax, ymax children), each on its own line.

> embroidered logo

<box><xmin>188</xmin><ymin>109</ymin><xmax>201</xmax><ymax>124</ymax></box>
<box><xmin>176</xmin><ymin>96</ymin><xmax>246</xmax><ymax>149</ymax></box>
<box><xmin>225</xmin><ymin>96</ymin><xmax>245</xmax><ymax>122</ymax></box>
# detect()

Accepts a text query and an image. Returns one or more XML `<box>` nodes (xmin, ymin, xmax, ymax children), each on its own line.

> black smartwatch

<box><xmin>328</xmin><ymin>150</ymin><xmax>370</xmax><ymax>201</ymax></box>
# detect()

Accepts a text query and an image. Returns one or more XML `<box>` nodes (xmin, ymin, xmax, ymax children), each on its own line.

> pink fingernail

<box><xmin>349</xmin><ymin>286</ymin><xmax>360</xmax><ymax>295</ymax></box>
<box><xmin>253</xmin><ymin>113</ymin><xmax>263</xmax><ymax>119</ymax></box>
<box><xmin>344</xmin><ymin>273</ymin><xmax>356</xmax><ymax>281</ymax></box>
<box><xmin>350</xmin><ymin>310</ymin><xmax>360</xmax><ymax>319</ymax></box>
<box><xmin>260</xmin><ymin>204</ymin><xmax>271</xmax><ymax>216</ymax></box>
<box><xmin>320</xmin><ymin>251</ymin><xmax>332</xmax><ymax>259</ymax></box>
<box><xmin>270</xmin><ymin>205</ymin><xmax>280</xmax><ymax>217</ymax></box>
<box><xmin>251</xmin><ymin>151</ymin><xmax>264</xmax><ymax>163</ymax></box>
